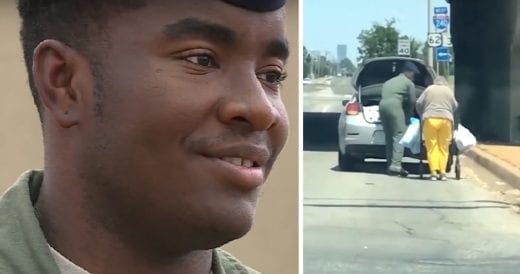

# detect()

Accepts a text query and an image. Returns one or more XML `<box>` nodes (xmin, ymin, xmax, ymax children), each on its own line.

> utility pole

<box><xmin>427</xmin><ymin>0</ymin><xmax>434</xmax><ymax>68</ymax></box>
<box><xmin>310</xmin><ymin>58</ymin><xmax>314</xmax><ymax>79</ymax></box>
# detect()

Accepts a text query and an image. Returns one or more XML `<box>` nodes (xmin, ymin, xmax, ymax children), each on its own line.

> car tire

<box><xmin>338</xmin><ymin>151</ymin><xmax>361</xmax><ymax>171</ymax></box>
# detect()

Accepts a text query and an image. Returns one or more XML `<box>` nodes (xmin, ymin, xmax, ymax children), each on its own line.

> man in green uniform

<box><xmin>0</xmin><ymin>0</ymin><xmax>289</xmax><ymax>273</ymax></box>
<box><xmin>379</xmin><ymin>62</ymin><xmax>419</xmax><ymax>177</ymax></box>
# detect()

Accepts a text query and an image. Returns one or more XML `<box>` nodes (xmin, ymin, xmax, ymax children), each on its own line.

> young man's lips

<box><xmin>214</xmin><ymin>158</ymin><xmax>265</xmax><ymax>189</ymax></box>
<box><xmin>202</xmin><ymin>144</ymin><xmax>271</xmax><ymax>167</ymax></box>
<box><xmin>219</xmin><ymin>157</ymin><xmax>256</xmax><ymax>168</ymax></box>
<box><xmin>201</xmin><ymin>144</ymin><xmax>271</xmax><ymax>189</ymax></box>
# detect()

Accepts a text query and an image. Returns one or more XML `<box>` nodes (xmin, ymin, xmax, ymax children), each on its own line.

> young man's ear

<box><xmin>32</xmin><ymin>40</ymin><xmax>92</xmax><ymax>128</ymax></box>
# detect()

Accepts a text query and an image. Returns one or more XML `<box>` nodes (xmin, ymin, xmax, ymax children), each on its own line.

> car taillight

<box><xmin>345</xmin><ymin>102</ymin><xmax>361</xmax><ymax>115</ymax></box>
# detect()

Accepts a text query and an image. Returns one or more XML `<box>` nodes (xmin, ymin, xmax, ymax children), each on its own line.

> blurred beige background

<box><xmin>0</xmin><ymin>1</ymin><xmax>298</xmax><ymax>274</ymax></box>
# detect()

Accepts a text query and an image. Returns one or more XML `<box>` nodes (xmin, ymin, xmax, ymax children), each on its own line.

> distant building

<box><xmin>310</xmin><ymin>50</ymin><xmax>321</xmax><ymax>58</ymax></box>
<box><xmin>337</xmin><ymin>44</ymin><xmax>347</xmax><ymax>62</ymax></box>
<box><xmin>324</xmin><ymin>51</ymin><xmax>335</xmax><ymax>62</ymax></box>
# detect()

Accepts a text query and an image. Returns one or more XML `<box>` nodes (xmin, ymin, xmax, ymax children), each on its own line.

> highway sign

<box><xmin>433</xmin><ymin>14</ymin><xmax>450</xmax><ymax>32</ymax></box>
<box><xmin>434</xmin><ymin>7</ymin><xmax>448</xmax><ymax>14</ymax></box>
<box><xmin>427</xmin><ymin>33</ymin><xmax>442</xmax><ymax>47</ymax></box>
<box><xmin>436</xmin><ymin>47</ymin><xmax>450</xmax><ymax>62</ymax></box>
<box><xmin>397</xmin><ymin>39</ymin><xmax>410</xmax><ymax>56</ymax></box>
<box><xmin>442</xmin><ymin>33</ymin><xmax>452</xmax><ymax>47</ymax></box>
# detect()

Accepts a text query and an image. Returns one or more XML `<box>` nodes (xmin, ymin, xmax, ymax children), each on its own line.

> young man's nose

<box><xmin>217</xmin><ymin>74</ymin><xmax>280</xmax><ymax>131</ymax></box>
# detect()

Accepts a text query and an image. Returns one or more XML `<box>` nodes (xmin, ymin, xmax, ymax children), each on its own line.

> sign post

<box><xmin>429</xmin><ymin>6</ymin><xmax>451</xmax><ymax>75</ymax></box>
<box><xmin>436</xmin><ymin>47</ymin><xmax>450</xmax><ymax>76</ymax></box>
<box><xmin>436</xmin><ymin>48</ymin><xmax>449</xmax><ymax>62</ymax></box>
<box><xmin>442</xmin><ymin>33</ymin><xmax>452</xmax><ymax>47</ymax></box>
<box><xmin>432</xmin><ymin>14</ymin><xmax>450</xmax><ymax>32</ymax></box>
<box><xmin>427</xmin><ymin>0</ymin><xmax>433</xmax><ymax>67</ymax></box>
<box><xmin>397</xmin><ymin>39</ymin><xmax>411</xmax><ymax>56</ymax></box>
<box><xmin>427</xmin><ymin>33</ymin><xmax>442</xmax><ymax>47</ymax></box>
<box><xmin>434</xmin><ymin>7</ymin><xmax>448</xmax><ymax>15</ymax></box>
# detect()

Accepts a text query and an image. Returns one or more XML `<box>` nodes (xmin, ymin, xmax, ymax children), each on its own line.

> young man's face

<box><xmin>77</xmin><ymin>1</ymin><xmax>289</xmax><ymax>251</ymax></box>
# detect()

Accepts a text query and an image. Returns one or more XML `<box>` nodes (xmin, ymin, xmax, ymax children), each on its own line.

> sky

<box><xmin>303</xmin><ymin>0</ymin><xmax>449</xmax><ymax>63</ymax></box>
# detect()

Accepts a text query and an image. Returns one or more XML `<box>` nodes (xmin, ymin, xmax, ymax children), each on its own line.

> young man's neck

<box><xmin>35</xmin><ymin>174</ymin><xmax>214</xmax><ymax>274</ymax></box>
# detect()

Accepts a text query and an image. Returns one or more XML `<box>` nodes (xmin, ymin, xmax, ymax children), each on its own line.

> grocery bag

<box><xmin>454</xmin><ymin>124</ymin><xmax>477</xmax><ymax>153</ymax></box>
<box><xmin>399</xmin><ymin>120</ymin><xmax>421</xmax><ymax>154</ymax></box>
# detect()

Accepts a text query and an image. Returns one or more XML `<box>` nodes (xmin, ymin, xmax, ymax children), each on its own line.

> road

<box><xmin>303</xmin><ymin>76</ymin><xmax>354</xmax><ymax>113</ymax></box>
<box><xmin>303</xmin><ymin>76</ymin><xmax>354</xmax><ymax>150</ymax></box>
<box><xmin>304</xmin><ymin>151</ymin><xmax>520</xmax><ymax>273</ymax></box>
<box><xmin>303</xmin><ymin>76</ymin><xmax>520</xmax><ymax>273</ymax></box>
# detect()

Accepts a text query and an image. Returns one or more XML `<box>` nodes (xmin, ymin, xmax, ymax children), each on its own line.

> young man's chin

<box><xmin>196</xmin><ymin>203</ymin><xmax>258</xmax><ymax>249</ymax></box>
<box><xmin>166</xmin><ymin>214</ymin><xmax>255</xmax><ymax>252</ymax></box>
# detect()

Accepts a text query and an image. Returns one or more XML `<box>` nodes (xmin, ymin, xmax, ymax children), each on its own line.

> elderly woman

<box><xmin>416</xmin><ymin>77</ymin><xmax>458</xmax><ymax>181</ymax></box>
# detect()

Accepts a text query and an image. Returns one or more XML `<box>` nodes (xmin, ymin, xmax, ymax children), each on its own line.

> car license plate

<box><xmin>363</xmin><ymin>106</ymin><xmax>380</xmax><ymax>123</ymax></box>
<box><xmin>372</xmin><ymin>130</ymin><xmax>385</xmax><ymax>144</ymax></box>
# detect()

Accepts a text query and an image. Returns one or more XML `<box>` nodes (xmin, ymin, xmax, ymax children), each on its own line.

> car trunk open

<box><xmin>351</xmin><ymin>57</ymin><xmax>435</xmax><ymax>124</ymax></box>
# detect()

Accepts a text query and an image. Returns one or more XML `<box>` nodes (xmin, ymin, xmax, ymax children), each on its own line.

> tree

<box><xmin>357</xmin><ymin>18</ymin><xmax>399</xmax><ymax>63</ymax></box>
<box><xmin>421</xmin><ymin>41</ymin><xmax>429</xmax><ymax>60</ymax></box>
<box><xmin>339</xmin><ymin>57</ymin><xmax>356</xmax><ymax>73</ymax></box>
<box><xmin>303</xmin><ymin>46</ymin><xmax>340</xmax><ymax>78</ymax></box>
<box><xmin>357</xmin><ymin>18</ymin><xmax>425</xmax><ymax>63</ymax></box>
<box><xmin>303</xmin><ymin>46</ymin><xmax>312</xmax><ymax>78</ymax></box>
<box><xmin>314</xmin><ymin>55</ymin><xmax>335</xmax><ymax>77</ymax></box>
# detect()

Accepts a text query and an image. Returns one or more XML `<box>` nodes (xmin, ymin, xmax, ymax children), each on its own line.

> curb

<box><xmin>465</xmin><ymin>146</ymin><xmax>520</xmax><ymax>188</ymax></box>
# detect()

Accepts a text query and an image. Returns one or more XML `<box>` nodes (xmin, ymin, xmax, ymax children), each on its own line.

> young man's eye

<box><xmin>258</xmin><ymin>71</ymin><xmax>287</xmax><ymax>85</ymax></box>
<box><xmin>185</xmin><ymin>55</ymin><xmax>216</xmax><ymax>67</ymax></box>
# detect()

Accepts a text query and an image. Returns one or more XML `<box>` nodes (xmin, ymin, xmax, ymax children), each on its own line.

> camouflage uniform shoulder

<box><xmin>213</xmin><ymin>248</ymin><xmax>261</xmax><ymax>274</ymax></box>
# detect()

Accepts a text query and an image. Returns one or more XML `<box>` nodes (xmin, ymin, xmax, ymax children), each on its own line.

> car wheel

<box><xmin>338</xmin><ymin>151</ymin><xmax>361</xmax><ymax>171</ymax></box>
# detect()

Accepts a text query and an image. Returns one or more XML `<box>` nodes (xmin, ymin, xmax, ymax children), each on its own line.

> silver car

<box><xmin>337</xmin><ymin>57</ymin><xmax>436</xmax><ymax>170</ymax></box>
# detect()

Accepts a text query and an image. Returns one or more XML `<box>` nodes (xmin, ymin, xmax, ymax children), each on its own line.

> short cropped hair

<box><xmin>17</xmin><ymin>0</ymin><xmax>147</xmax><ymax>120</ymax></box>
<box><xmin>402</xmin><ymin>61</ymin><xmax>420</xmax><ymax>75</ymax></box>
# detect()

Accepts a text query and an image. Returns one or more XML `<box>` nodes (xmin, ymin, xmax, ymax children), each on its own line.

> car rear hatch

<box><xmin>351</xmin><ymin>57</ymin><xmax>435</xmax><ymax>124</ymax></box>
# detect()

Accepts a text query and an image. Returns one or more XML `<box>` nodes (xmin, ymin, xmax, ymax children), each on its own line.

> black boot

<box><xmin>387</xmin><ymin>166</ymin><xmax>409</xmax><ymax>177</ymax></box>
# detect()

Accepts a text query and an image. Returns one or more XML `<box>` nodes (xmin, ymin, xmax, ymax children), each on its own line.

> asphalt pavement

<box><xmin>303</xmin><ymin>76</ymin><xmax>520</xmax><ymax>273</ymax></box>
<box><xmin>303</xmin><ymin>151</ymin><xmax>520</xmax><ymax>274</ymax></box>
<box><xmin>303</xmin><ymin>76</ymin><xmax>353</xmax><ymax>113</ymax></box>
<box><xmin>303</xmin><ymin>77</ymin><xmax>354</xmax><ymax>151</ymax></box>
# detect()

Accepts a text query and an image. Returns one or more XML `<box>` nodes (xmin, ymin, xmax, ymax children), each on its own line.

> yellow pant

<box><xmin>423</xmin><ymin>118</ymin><xmax>452</xmax><ymax>174</ymax></box>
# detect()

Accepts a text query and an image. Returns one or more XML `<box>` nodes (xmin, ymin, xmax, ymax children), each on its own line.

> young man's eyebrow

<box><xmin>264</xmin><ymin>38</ymin><xmax>290</xmax><ymax>63</ymax></box>
<box><xmin>162</xmin><ymin>18</ymin><xmax>237</xmax><ymax>45</ymax></box>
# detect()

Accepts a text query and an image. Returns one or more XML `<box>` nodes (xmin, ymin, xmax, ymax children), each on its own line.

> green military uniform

<box><xmin>0</xmin><ymin>170</ymin><xmax>259</xmax><ymax>274</ymax></box>
<box><xmin>379</xmin><ymin>73</ymin><xmax>416</xmax><ymax>172</ymax></box>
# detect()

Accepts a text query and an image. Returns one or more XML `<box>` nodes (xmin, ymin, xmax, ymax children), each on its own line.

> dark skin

<box><xmin>404</xmin><ymin>71</ymin><xmax>415</xmax><ymax>81</ymax></box>
<box><xmin>32</xmin><ymin>1</ymin><xmax>289</xmax><ymax>273</ymax></box>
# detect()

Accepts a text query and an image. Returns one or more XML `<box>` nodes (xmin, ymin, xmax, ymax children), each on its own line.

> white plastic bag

<box><xmin>454</xmin><ymin>125</ymin><xmax>477</xmax><ymax>153</ymax></box>
<box><xmin>363</xmin><ymin>105</ymin><xmax>380</xmax><ymax>123</ymax></box>
<box><xmin>399</xmin><ymin>121</ymin><xmax>421</xmax><ymax>154</ymax></box>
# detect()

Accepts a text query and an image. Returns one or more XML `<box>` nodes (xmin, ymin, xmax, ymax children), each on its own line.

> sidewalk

<box><xmin>466</xmin><ymin>144</ymin><xmax>520</xmax><ymax>189</ymax></box>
